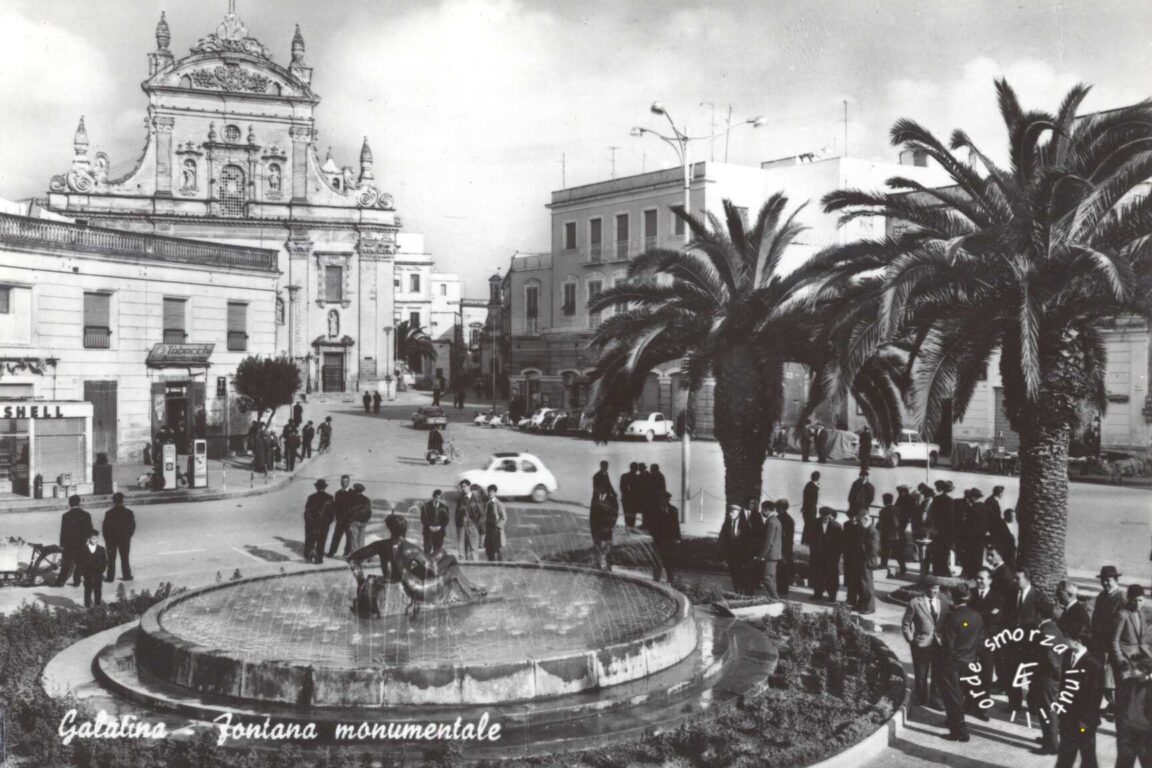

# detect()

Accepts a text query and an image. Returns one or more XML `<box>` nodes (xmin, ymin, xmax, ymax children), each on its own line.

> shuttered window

<box><xmin>325</xmin><ymin>266</ymin><xmax>343</xmax><ymax>303</ymax></box>
<box><xmin>83</xmin><ymin>293</ymin><xmax>111</xmax><ymax>348</ymax></box>
<box><xmin>163</xmin><ymin>298</ymin><xmax>186</xmax><ymax>343</ymax></box>
<box><xmin>227</xmin><ymin>302</ymin><xmax>247</xmax><ymax>351</ymax></box>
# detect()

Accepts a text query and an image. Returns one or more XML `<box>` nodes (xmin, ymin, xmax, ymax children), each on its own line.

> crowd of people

<box><xmin>587</xmin><ymin>461</ymin><xmax>682</xmax><ymax>581</ymax></box>
<box><xmin>247</xmin><ymin>400</ymin><xmax>333</xmax><ymax>478</ymax></box>
<box><xmin>54</xmin><ymin>492</ymin><xmax>136</xmax><ymax>607</ymax></box>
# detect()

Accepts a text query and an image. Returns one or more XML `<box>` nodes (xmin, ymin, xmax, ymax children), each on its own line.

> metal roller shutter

<box><xmin>35</xmin><ymin>418</ymin><xmax>86</xmax><ymax>483</ymax></box>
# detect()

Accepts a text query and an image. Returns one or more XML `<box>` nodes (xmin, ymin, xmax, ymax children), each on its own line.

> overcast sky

<box><xmin>0</xmin><ymin>0</ymin><xmax>1149</xmax><ymax>296</ymax></box>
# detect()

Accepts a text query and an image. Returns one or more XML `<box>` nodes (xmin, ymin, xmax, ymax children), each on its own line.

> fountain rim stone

<box><xmin>135</xmin><ymin>561</ymin><xmax>699</xmax><ymax>707</ymax></box>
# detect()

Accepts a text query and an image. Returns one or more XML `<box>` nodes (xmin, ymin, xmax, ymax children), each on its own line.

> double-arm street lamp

<box><xmin>631</xmin><ymin>102</ymin><xmax>766</xmax><ymax>523</ymax></box>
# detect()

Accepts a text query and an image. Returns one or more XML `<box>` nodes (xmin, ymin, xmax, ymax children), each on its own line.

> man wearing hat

<box><xmin>101</xmin><ymin>492</ymin><xmax>136</xmax><ymax>582</ymax></box>
<box><xmin>303</xmin><ymin>479</ymin><xmax>333</xmax><ymax>564</ymax></box>
<box><xmin>1093</xmin><ymin>565</ymin><xmax>1127</xmax><ymax>717</ymax></box>
<box><xmin>846</xmin><ymin>468</ymin><xmax>875</xmax><ymax>518</ymax></box>
<box><xmin>79</xmin><ymin>530</ymin><xmax>108</xmax><ymax>608</ymax></box>
<box><xmin>927</xmin><ymin>480</ymin><xmax>955</xmax><ymax>576</ymax></box>
<box><xmin>1057</xmin><ymin>615</ymin><xmax>1105</xmax><ymax>768</ymax></box>
<box><xmin>55</xmin><ymin>494</ymin><xmax>93</xmax><ymax>587</ymax></box>
<box><xmin>809</xmin><ymin>506</ymin><xmax>843</xmax><ymax>602</ymax></box>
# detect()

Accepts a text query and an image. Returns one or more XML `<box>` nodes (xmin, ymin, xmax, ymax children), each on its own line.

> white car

<box><xmin>624</xmin><ymin>412</ymin><xmax>676</xmax><ymax>441</ymax></box>
<box><xmin>878</xmin><ymin>429</ymin><xmax>941</xmax><ymax>467</ymax></box>
<box><xmin>460</xmin><ymin>452</ymin><xmax>559</xmax><ymax>502</ymax></box>
<box><xmin>519</xmin><ymin>408</ymin><xmax>559</xmax><ymax>431</ymax></box>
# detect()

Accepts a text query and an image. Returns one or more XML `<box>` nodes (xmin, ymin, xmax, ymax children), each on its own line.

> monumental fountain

<box><xmin>84</xmin><ymin>548</ymin><xmax>775</xmax><ymax>756</ymax></box>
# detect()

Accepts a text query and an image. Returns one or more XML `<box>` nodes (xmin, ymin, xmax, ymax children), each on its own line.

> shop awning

<box><xmin>146</xmin><ymin>343</ymin><xmax>215</xmax><ymax>368</ymax></box>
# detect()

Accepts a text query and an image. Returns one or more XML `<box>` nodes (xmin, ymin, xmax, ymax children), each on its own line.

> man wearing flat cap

<box><xmin>304</xmin><ymin>479</ymin><xmax>333</xmax><ymax>564</ymax></box>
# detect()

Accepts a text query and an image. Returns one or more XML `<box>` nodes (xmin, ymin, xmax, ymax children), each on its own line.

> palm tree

<box><xmin>586</xmin><ymin>195</ymin><xmax>903</xmax><ymax>505</ymax></box>
<box><xmin>819</xmin><ymin>80</ymin><xmax>1152</xmax><ymax>591</ymax></box>
<box><xmin>394</xmin><ymin>319</ymin><xmax>437</xmax><ymax>374</ymax></box>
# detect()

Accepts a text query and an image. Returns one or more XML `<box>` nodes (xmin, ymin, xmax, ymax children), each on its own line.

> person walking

<box><xmin>847</xmin><ymin>468</ymin><xmax>875</xmax><ymax>517</ymax></box>
<box><xmin>755</xmin><ymin>500</ymin><xmax>782</xmax><ymax>599</ymax></box>
<box><xmin>421</xmin><ymin>489</ymin><xmax>450</xmax><ymax>555</ymax></box>
<box><xmin>301</xmin><ymin>421</ymin><xmax>315</xmax><ymax>460</ymax></box>
<box><xmin>101</xmin><ymin>492</ymin><xmax>136</xmax><ymax>582</ymax></box>
<box><xmin>902</xmin><ymin>579</ymin><xmax>949</xmax><ymax>708</ymax></box>
<box><xmin>590</xmin><ymin>486</ymin><xmax>620</xmax><ymax>571</ymax></box>
<box><xmin>801</xmin><ymin>471</ymin><xmax>820</xmax><ymax>546</ymax></box>
<box><xmin>79</xmin><ymin>530</ymin><xmax>108</xmax><ymax>608</ymax></box>
<box><xmin>856</xmin><ymin>507</ymin><xmax>880</xmax><ymax>613</ymax></box>
<box><xmin>293</xmin><ymin>399</ymin><xmax>304</xmax><ymax>425</ymax></box>
<box><xmin>1029</xmin><ymin>602</ymin><xmax>1066</xmax><ymax>755</ymax></box>
<box><xmin>718</xmin><ymin>504</ymin><xmax>752</xmax><ymax>595</ymax></box>
<box><xmin>318</xmin><ymin>416</ymin><xmax>332</xmax><ymax>453</ymax></box>
<box><xmin>1093</xmin><ymin>565</ymin><xmax>1127</xmax><ymax>717</ymax></box>
<box><xmin>251</xmin><ymin>423</ymin><xmax>269</xmax><ymax>477</ymax></box>
<box><xmin>284</xmin><ymin>427</ymin><xmax>300</xmax><ymax>471</ymax></box>
<box><xmin>372</xmin><ymin>391</ymin><xmax>381</xmax><ymax>414</ymax></box>
<box><xmin>1056</xmin><ymin>619</ymin><xmax>1105</xmax><ymax>768</ymax></box>
<box><xmin>303</xmin><ymin>479</ymin><xmax>333</xmax><ymax>564</ymax></box>
<box><xmin>484</xmin><ymin>485</ymin><xmax>507</xmax><ymax>562</ymax></box>
<box><xmin>55</xmin><ymin>495</ymin><xmax>93</xmax><ymax>587</ymax></box>
<box><xmin>346</xmin><ymin>483</ymin><xmax>373</xmax><ymax>552</ymax></box>
<box><xmin>327</xmin><ymin>475</ymin><xmax>356</xmax><ymax>558</ymax></box>
<box><xmin>362</xmin><ymin>391</ymin><xmax>372</xmax><ymax>413</ymax></box>
<box><xmin>858</xmin><ymin>425</ymin><xmax>873</xmax><ymax>470</ymax></box>
<box><xmin>646</xmin><ymin>464</ymin><xmax>667</xmax><ymax>531</ymax></box>
<box><xmin>809</xmin><ymin>507</ymin><xmax>843</xmax><ymax>602</ymax></box>
<box><xmin>620</xmin><ymin>463</ymin><xmax>638</xmax><ymax>530</ymax></box>
<box><xmin>650</xmin><ymin>492</ymin><xmax>681</xmax><ymax>583</ymax></box>
<box><xmin>937</xmin><ymin>583</ymin><xmax>983</xmax><ymax>742</ymax></box>
<box><xmin>776</xmin><ymin>499</ymin><xmax>795</xmax><ymax>596</ymax></box>
<box><xmin>877</xmin><ymin>492</ymin><xmax>906</xmax><ymax>574</ymax></box>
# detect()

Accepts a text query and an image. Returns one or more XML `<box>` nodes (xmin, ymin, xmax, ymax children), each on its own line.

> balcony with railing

<box><xmin>0</xmin><ymin>213</ymin><xmax>278</xmax><ymax>272</ymax></box>
<box><xmin>83</xmin><ymin>326</ymin><xmax>111</xmax><ymax>349</ymax></box>
<box><xmin>644</xmin><ymin>235</ymin><xmax>657</xmax><ymax>250</ymax></box>
<box><xmin>226</xmin><ymin>331</ymin><xmax>248</xmax><ymax>352</ymax></box>
<box><xmin>588</xmin><ymin>243</ymin><xmax>602</xmax><ymax>264</ymax></box>
<box><xmin>163</xmin><ymin>329</ymin><xmax>188</xmax><ymax>344</ymax></box>
<box><xmin>615</xmin><ymin>239</ymin><xmax>629</xmax><ymax>260</ymax></box>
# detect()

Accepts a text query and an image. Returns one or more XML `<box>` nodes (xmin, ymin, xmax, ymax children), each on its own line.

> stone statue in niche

<box><xmin>267</xmin><ymin>164</ymin><xmax>281</xmax><ymax>192</ymax></box>
<box><xmin>182</xmin><ymin>159</ymin><xmax>197</xmax><ymax>189</ymax></box>
<box><xmin>327</xmin><ymin>310</ymin><xmax>339</xmax><ymax>338</ymax></box>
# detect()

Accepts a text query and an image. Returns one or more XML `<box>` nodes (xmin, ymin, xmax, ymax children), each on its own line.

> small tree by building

<box><xmin>234</xmin><ymin>355</ymin><xmax>301</xmax><ymax>425</ymax></box>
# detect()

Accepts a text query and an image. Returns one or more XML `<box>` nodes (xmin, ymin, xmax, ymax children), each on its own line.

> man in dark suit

<box><xmin>301</xmin><ymin>420</ymin><xmax>315</xmax><ymax>459</ymax></box>
<box><xmin>1006</xmin><ymin>567</ymin><xmax>1050</xmax><ymax>713</ymax></box>
<box><xmin>327</xmin><ymin>475</ymin><xmax>356</xmax><ymax>558</ymax></box>
<box><xmin>801</xmin><ymin>471</ymin><xmax>820</xmax><ymax>546</ymax></box>
<box><xmin>303</xmin><ymin>479</ymin><xmax>333</xmax><ymax>564</ymax></box>
<box><xmin>620</xmin><ymin>463</ymin><xmax>638</xmax><ymax>530</ymax></box>
<box><xmin>970</xmin><ymin>567</ymin><xmax>1005</xmax><ymax>702</ymax></box>
<box><xmin>877</xmin><ymin>492</ymin><xmax>907</xmax><ymax>574</ymax></box>
<box><xmin>1056</xmin><ymin>580</ymin><xmax>1091</xmax><ymax>638</ymax></box>
<box><xmin>938</xmin><ymin>583</ymin><xmax>984</xmax><ymax>741</ymax></box>
<box><xmin>1057</xmin><ymin>618</ymin><xmax>1105</xmax><ymax>768</ymax></box>
<box><xmin>421</xmin><ymin>489</ymin><xmax>450</xmax><ymax>555</ymax></box>
<box><xmin>799</xmin><ymin>420</ymin><xmax>813</xmax><ymax>462</ymax></box>
<box><xmin>650</xmin><ymin>492</ymin><xmax>681</xmax><ymax>583</ymax></box>
<box><xmin>847</xmin><ymin>468</ymin><xmax>875</xmax><ymax>517</ymax></box>
<box><xmin>718</xmin><ymin>504</ymin><xmax>752</xmax><ymax>594</ymax></box>
<box><xmin>755</xmin><ymin>500</ymin><xmax>783</xmax><ymax>599</ymax></box>
<box><xmin>55</xmin><ymin>494</ymin><xmax>93</xmax><ymax>587</ymax></box>
<box><xmin>814</xmin><ymin>422</ymin><xmax>829</xmax><ymax>463</ymax></box>
<box><xmin>959</xmin><ymin>489</ymin><xmax>990</xmax><ymax>578</ymax></box>
<box><xmin>362</xmin><ymin>391</ymin><xmax>371</xmax><ymax>413</ymax></box>
<box><xmin>902</xmin><ymin>579</ymin><xmax>950</xmax><ymax>707</ymax></box>
<box><xmin>1029</xmin><ymin>602</ymin><xmax>1066</xmax><ymax>755</ymax></box>
<box><xmin>592</xmin><ymin>460</ymin><xmax>616</xmax><ymax>499</ymax></box>
<box><xmin>858</xmin><ymin>426</ymin><xmax>873</xmax><ymax>470</ymax></box>
<box><xmin>1093</xmin><ymin>565</ymin><xmax>1126</xmax><ymax>716</ymax></box>
<box><xmin>1113</xmin><ymin>585</ymin><xmax>1150</xmax><ymax>679</ymax></box>
<box><xmin>987</xmin><ymin>546</ymin><xmax>1016</xmax><ymax>598</ymax></box>
<box><xmin>842</xmin><ymin>509</ymin><xmax>862</xmax><ymax>607</ymax></box>
<box><xmin>293</xmin><ymin>400</ymin><xmax>304</xmax><ymax>425</ymax></box>
<box><xmin>101</xmin><ymin>492</ymin><xmax>136</xmax><ymax>582</ymax></box>
<box><xmin>776</xmin><ymin>499</ymin><xmax>795</xmax><ymax>596</ymax></box>
<box><xmin>79</xmin><ymin>530</ymin><xmax>108</xmax><ymax>607</ymax></box>
<box><xmin>646</xmin><ymin>464</ymin><xmax>667</xmax><ymax>531</ymax></box>
<box><xmin>809</xmin><ymin>507</ymin><xmax>843</xmax><ymax>602</ymax></box>
<box><xmin>927</xmin><ymin>480</ymin><xmax>955</xmax><ymax>576</ymax></box>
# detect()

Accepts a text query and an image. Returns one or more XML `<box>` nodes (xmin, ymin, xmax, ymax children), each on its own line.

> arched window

<box><xmin>219</xmin><ymin>164</ymin><xmax>246</xmax><ymax>217</ymax></box>
<box><xmin>223</xmin><ymin>124</ymin><xmax>242</xmax><ymax>142</ymax></box>
<box><xmin>181</xmin><ymin>159</ymin><xmax>197</xmax><ymax>190</ymax></box>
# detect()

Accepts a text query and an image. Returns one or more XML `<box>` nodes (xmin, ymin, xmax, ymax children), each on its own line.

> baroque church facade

<box><xmin>45</xmin><ymin>6</ymin><xmax>399</xmax><ymax>394</ymax></box>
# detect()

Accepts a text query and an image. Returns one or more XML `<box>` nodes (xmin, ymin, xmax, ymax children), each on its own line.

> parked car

<box><xmin>412</xmin><ymin>406</ymin><xmax>448</xmax><ymax>429</ymax></box>
<box><xmin>460</xmin><ymin>452</ymin><xmax>559</xmax><ymax>502</ymax></box>
<box><xmin>485</xmin><ymin>413</ymin><xmax>513</xmax><ymax>428</ymax></box>
<box><xmin>519</xmin><ymin>408</ymin><xmax>559</xmax><ymax>431</ymax></box>
<box><xmin>876</xmin><ymin>429</ymin><xmax>940</xmax><ymax>467</ymax></box>
<box><xmin>624</xmin><ymin>412</ymin><xmax>676</xmax><ymax>441</ymax></box>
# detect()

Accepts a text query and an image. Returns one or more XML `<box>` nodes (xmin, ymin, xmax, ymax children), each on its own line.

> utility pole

<box><xmin>723</xmin><ymin>105</ymin><xmax>734</xmax><ymax>162</ymax></box>
<box><xmin>608</xmin><ymin>146</ymin><xmax>620</xmax><ymax>178</ymax></box>
<box><xmin>843</xmin><ymin>100</ymin><xmax>849</xmax><ymax>158</ymax></box>
<box><xmin>700</xmin><ymin>102</ymin><xmax>716</xmax><ymax>161</ymax></box>
<box><xmin>561</xmin><ymin>153</ymin><xmax>566</xmax><ymax>189</ymax></box>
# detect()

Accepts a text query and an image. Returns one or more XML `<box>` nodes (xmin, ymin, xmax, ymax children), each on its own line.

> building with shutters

<box><xmin>508</xmin><ymin>153</ymin><xmax>949</xmax><ymax>436</ymax></box>
<box><xmin>0</xmin><ymin>207</ymin><xmax>279</xmax><ymax>494</ymax></box>
<box><xmin>41</xmin><ymin>6</ymin><xmax>402</xmax><ymax>397</ymax></box>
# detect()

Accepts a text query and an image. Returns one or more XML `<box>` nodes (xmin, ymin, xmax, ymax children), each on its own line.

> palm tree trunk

<box><xmin>1014</xmin><ymin>418</ymin><xmax>1070</xmax><ymax>595</ymax></box>
<box><xmin>713</xmin><ymin>348</ymin><xmax>778</xmax><ymax>508</ymax></box>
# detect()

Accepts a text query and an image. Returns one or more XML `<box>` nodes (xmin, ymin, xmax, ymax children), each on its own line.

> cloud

<box><xmin>0</xmin><ymin>12</ymin><xmax>114</xmax><ymax>195</ymax></box>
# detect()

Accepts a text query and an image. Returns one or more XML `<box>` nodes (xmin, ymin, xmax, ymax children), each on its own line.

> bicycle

<box><xmin>0</xmin><ymin>540</ymin><xmax>62</xmax><ymax>587</ymax></box>
<box><xmin>426</xmin><ymin>440</ymin><xmax>463</xmax><ymax>465</ymax></box>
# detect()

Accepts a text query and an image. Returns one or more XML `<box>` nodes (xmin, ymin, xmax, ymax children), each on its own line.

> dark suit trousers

<box><xmin>936</xmin><ymin>656</ymin><xmax>968</xmax><ymax>735</ymax></box>
<box><xmin>328</xmin><ymin>516</ymin><xmax>353</xmax><ymax>556</ymax></box>
<box><xmin>811</xmin><ymin>554</ymin><xmax>839</xmax><ymax>600</ymax></box>
<box><xmin>1030</xmin><ymin>682</ymin><xmax>1060</xmax><ymax>752</ymax></box>
<box><xmin>910</xmin><ymin>644</ymin><xmax>936</xmax><ymax>703</ymax></box>
<box><xmin>1055</xmin><ymin>727</ymin><xmax>1098</xmax><ymax>768</ymax></box>
<box><xmin>302</xmin><ymin>440</ymin><xmax>313</xmax><ymax>458</ymax></box>
<box><xmin>424</xmin><ymin>530</ymin><xmax>445</xmax><ymax>555</ymax></box>
<box><xmin>777</xmin><ymin>558</ymin><xmax>791</xmax><ymax>596</ymax></box>
<box><xmin>105</xmin><ymin>539</ymin><xmax>132</xmax><ymax>579</ymax></box>
<box><xmin>55</xmin><ymin>546</ymin><xmax>83</xmax><ymax>586</ymax></box>
<box><xmin>622</xmin><ymin>499</ymin><xmax>635</xmax><ymax>529</ymax></box>
<box><xmin>856</xmin><ymin>567</ymin><xmax>875</xmax><ymax>612</ymax></box>
<box><xmin>845</xmin><ymin>561</ymin><xmax>861</xmax><ymax>606</ymax></box>
<box><xmin>880</xmin><ymin>538</ymin><xmax>906</xmax><ymax>572</ymax></box>
<box><xmin>83</xmin><ymin>574</ymin><xmax>103</xmax><ymax>607</ymax></box>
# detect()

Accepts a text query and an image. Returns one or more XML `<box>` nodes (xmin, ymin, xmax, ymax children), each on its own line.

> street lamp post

<box><xmin>632</xmin><ymin>102</ymin><xmax>766</xmax><ymax>524</ymax></box>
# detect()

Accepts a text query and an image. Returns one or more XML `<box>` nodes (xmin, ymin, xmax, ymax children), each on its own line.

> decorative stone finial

<box><xmin>359</xmin><ymin>136</ymin><xmax>374</xmax><ymax>183</ymax></box>
<box><xmin>248</xmin><ymin>125</ymin><xmax>257</xmax><ymax>145</ymax></box>
<box><xmin>208</xmin><ymin>122</ymin><xmax>217</xmax><ymax>142</ymax></box>
<box><xmin>156</xmin><ymin>11</ymin><xmax>171</xmax><ymax>52</ymax></box>
<box><xmin>291</xmin><ymin>24</ymin><xmax>305</xmax><ymax>65</ymax></box>
<box><xmin>74</xmin><ymin>116</ymin><xmax>90</xmax><ymax>157</ymax></box>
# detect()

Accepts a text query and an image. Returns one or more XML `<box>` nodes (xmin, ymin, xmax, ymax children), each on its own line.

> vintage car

<box><xmin>459</xmin><ymin>452</ymin><xmax>559</xmax><ymax>502</ymax></box>
<box><xmin>518</xmin><ymin>408</ymin><xmax>560</xmax><ymax>431</ymax></box>
<box><xmin>624</xmin><ymin>412</ymin><xmax>676</xmax><ymax>441</ymax></box>
<box><xmin>411</xmin><ymin>406</ymin><xmax>448</xmax><ymax>429</ymax></box>
<box><xmin>877</xmin><ymin>429</ymin><xmax>941</xmax><ymax>467</ymax></box>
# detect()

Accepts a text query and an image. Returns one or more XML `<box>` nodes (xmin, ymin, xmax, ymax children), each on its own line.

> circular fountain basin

<box><xmin>136</xmin><ymin>562</ymin><xmax>698</xmax><ymax>707</ymax></box>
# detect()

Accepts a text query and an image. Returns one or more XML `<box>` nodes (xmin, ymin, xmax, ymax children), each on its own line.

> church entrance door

<box><xmin>322</xmin><ymin>352</ymin><xmax>346</xmax><ymax>393</ymax></box>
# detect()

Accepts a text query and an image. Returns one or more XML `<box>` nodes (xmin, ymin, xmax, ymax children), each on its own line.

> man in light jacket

<box><xmin>902</xmin><ymin>579</ymin><xmax>950</xmax><ymax>707</ymax></box>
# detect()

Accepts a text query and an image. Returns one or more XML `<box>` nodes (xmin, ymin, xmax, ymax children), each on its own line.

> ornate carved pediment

<box><xmin>356</xmin><ymin>230</ymin><xmax>396</xmax><ymax>260</ymax></box>
<box><xmin>190</xmin><ymin>65</ymin><xmax>271</xmax><ymax>93</ymax></box>
<box><xmin>354</xmin><ymin>185</ymin><xmax>395</xmax><ymax>211</ymax></box>
<box><xmin>311</xmin><ymin>334</ymin><xmax>355</xmax><ymax>348</ymax></box>
<box><xmin>192</xmin><ymin>12</ymin><xmax>273</xmax><ymax>60</ymax></box>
